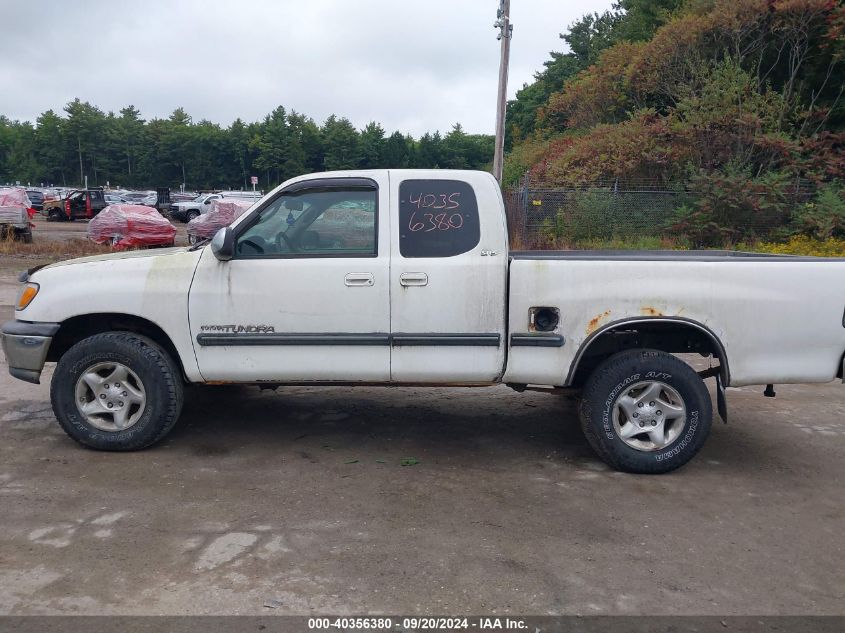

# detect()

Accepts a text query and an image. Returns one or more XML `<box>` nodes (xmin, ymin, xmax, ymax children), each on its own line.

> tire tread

<box><xmin>51</xmin><ymin>331</ymin><xmax>183</xmax><ymax>451</ymax></box>
<box><xmin>579</xmin><ymin>349</ymin><xmax>712</xmax><ymax>474</ymax></box>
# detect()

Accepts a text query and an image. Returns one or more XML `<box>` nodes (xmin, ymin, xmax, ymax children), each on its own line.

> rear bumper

<box><xmin>1</xmin><ymin>321</ymin><xmax>60</xmax><ymax>384</ymax></box>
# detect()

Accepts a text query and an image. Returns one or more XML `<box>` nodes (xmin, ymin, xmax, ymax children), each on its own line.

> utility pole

<box><xmin>77</xmin><ymin>137</ymin><xmax>84</xmax><ymax>186</ymax></box>
<box><xmin>492</xmin><ymin>0</ymin><xmax>513</xmax><ymax>184</ymax></box>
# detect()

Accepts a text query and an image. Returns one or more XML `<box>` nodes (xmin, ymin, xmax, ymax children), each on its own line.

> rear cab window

<box><xmin>398</xmin><ymin>179</ymin><xmax>480</xmax><ymax>258</ymax></box>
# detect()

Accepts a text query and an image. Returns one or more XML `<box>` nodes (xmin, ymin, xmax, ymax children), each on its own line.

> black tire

<box><xmin>51</xmin><ymin>332</ymin><xmax>183</xmax><ymax>451</ymax></box>
<box><xmin>578</xmin><ymin>349</ymin><xmax>713</xmax><ymax>474</ymax></box>
<box><xmin>16</xmin><ymin>227</ymin><xmax>33</xmax><ymax>243</ymax></box>
<box><xmin>47</xmin><ymin>208</ymin><xmax>64</xmax><ymax>222</ymax></box>
<box><xmin>186</xmin><ymin>210</ymin><xmax>199</xmax><ymax>222</ymax></box>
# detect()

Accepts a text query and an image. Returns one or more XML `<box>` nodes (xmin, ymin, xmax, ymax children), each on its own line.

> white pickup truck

<box><xmin>4</xmin><ymin>170</ymin><xmax>845</xmax><ymax>473</ymax></box>
<box><xmin>170</xmin><ymin>191</ymin><xmax>261</xmax><ymax>223</ymax></box>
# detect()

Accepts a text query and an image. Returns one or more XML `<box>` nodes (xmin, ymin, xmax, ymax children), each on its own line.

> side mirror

<box><xmin>210</xmin><ymin>227</ymin><xmax>235</xmax><ymax>261</ymax></box>
<box><xmin>204</xmin><ymin>199</ymin><xmax>211</xmax><ymax>204</ymax></box>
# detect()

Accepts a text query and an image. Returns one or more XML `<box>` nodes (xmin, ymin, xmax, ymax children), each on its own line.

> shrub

<box><xmin>668</xmin><ymin>167</ymin><xmax>793</xmax><ymax>247</ymax></box>
<box><xmin>790</xmin><ymin>182</ymin><xmax>845</xmax><ymax>239</ymax></box>
<box><xmin>740</xmin><ymin>235</ymin><xmax>845</xmax><ymax>257</ymax></box>
<box><xmin>535</xmin><ymin>187</ymin><xmax>690</xmax><ymax>246</ymax></box>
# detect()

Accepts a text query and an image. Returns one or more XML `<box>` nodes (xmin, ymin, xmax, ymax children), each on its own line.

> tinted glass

<box><xmin>398</xmin><ymin>179</ymin><xmax>480</xmax><ymax>258</ymax></box>
<box><xmin>236</xmin><ymin>187</ymin><xmax>377</xmax><ymax>258</ymax></box>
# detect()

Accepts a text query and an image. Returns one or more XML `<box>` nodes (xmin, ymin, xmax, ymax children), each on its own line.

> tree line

<box><xmin>503</xmin><ymin>0</ymin><xmax>845</xmax><ymax>248</ymax></box>
<box><xmin>0</xmin><ymin>102</ymin><xmax>494</xmax><ymax>191</ymax></box>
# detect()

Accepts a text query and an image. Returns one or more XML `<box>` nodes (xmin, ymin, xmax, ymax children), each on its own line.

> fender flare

<box><xmin>565</xmin><ymin>316</ymin><xmax>730</xmax><ymax>387</ymax></box>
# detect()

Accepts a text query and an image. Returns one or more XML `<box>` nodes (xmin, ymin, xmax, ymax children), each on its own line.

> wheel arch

<box><xmin>46</xmin><ymin>313</ymin><xmax>186</xmax><ymax>380</ymax></box>
<box><xmin>566</xmin><ymin>317</ymin><xmax>729</xmax><ymax>388</ymax></box>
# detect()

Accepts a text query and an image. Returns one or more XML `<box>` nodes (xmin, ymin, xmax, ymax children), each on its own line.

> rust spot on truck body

<box><xmin>641</xmin><ymin>306</ymin><xmax>664</xmax><ymax>317</ymax></box>
<box><xmin>587</xmin><ymin>310</ymin><xmax>612</xmax><ymax>334</ymax></box>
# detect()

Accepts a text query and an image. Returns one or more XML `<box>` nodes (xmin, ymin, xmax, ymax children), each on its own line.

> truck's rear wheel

<box><xmin>578</xmin><ymin>349</ymin><xmax>712</xmax><ymax>474</ymax></box>
<box><xmin>51</xmin><ymin>332</ymin><xmax>183</xmax><ymax>451</ymax></box>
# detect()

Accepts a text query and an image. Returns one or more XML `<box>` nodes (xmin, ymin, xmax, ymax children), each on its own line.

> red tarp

<box><xmin>187</xmin><ymin>198</ymin><xmax>253</xmax><ymax>241</ymax></box>
<box><xmin>88</xmin><ymin>204</ymin><xmax>176</xmax><ymax>250</ymax></box>
<box><xmin>0</xmin><ymin>187</ymin><xmax>36</xmax><ymax>223</ymax></box>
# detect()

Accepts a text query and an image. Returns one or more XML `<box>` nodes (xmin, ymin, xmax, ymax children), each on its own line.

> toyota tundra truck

<box><xmin>3</xmin><ymin>170</ymin><xmax>845</xmax><ymax>473</ymax></box>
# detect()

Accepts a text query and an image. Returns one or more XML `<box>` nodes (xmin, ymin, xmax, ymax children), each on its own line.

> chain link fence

<box><xmin>504</xmin><ymin>177</ymin><xmax>812</xmax><ymax>250</ymax></box>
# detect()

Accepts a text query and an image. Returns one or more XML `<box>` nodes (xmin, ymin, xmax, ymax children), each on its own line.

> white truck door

<box><xmin>389</xmin><ymin>171</ymin><xmax>508</xmax><ymax>382</ymax></box>
<box><xmin>188</xmin><ymin>175</ymin><xmax>390</xmax><ymax>382</ymax></box>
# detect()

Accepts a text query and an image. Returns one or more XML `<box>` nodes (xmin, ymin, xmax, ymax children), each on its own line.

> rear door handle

<box><xmin>399</xmin><ymin>272</ymin><xmax>428</xmax><ymax>287</ymax></box>
<box><xmin>345</xmin><ymin>272</ymin><xmax>374</xmax><ymax>287</ymax></box>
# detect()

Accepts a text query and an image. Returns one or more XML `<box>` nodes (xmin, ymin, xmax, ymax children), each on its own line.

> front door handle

<box><xmin>399</xmin><ymin>272</ymin><xmax>428</xmax><ymax>287</ymax></box>
<box><xmin>345</xmin><ymin>272</ymin><xmax>374</xmax><ymax>287</ymax></box>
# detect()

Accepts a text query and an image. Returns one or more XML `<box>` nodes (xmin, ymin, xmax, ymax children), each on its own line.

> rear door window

<box><xmin>398</xmin><ymin>179</ymin><xmax>480</xmax><ymax>258</ymax></box>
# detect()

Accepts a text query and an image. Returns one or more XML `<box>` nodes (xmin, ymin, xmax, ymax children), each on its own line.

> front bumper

<box><xmin>170</xmin><ymin>207</ymin><xmax>188</xmax><ymax>222</ymax></box>
<box><xmin>1</xmin><ymin>321</ymin><xmax>60</xmax><ymax>384</ymax></box>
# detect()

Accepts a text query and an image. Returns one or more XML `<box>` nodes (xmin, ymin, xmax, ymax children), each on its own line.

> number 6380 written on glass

<box><xmin>408</xmin><ymin>210</ymin><xmax>464</xmax><ymax>232</ymax></box>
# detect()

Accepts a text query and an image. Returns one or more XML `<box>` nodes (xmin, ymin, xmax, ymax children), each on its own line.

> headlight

<box><xmin>16</xmin><ymin>282</ymin><xmax>39</xmax><ymax>311</ymax></box>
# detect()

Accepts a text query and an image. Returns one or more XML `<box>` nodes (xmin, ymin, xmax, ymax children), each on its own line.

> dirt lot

<box><xmin>0</xmin><ymin>222</ymin><xmax>843</xmax><ymax>615</ymax></box>
<box><xmin>25</xmin><ymin>214</ymin><xmax>191</xmax><ymax>246</ymax></box>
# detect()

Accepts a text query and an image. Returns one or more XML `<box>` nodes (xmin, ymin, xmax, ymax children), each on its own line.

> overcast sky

<box><xmin>0</xmin><ymin>0</ymin><xmax>613</xmax><ymax>137</ymax></box>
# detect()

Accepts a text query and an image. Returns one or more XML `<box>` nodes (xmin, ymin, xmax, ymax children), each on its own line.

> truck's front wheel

<box><xmin>578</xmin><ymin>349</ymin><xmax>712</xmax><ymax>474</ymax></box>
<box><xmin>51</xmin><ymin>332</ymin><xmax>183</xmax><ymax>451</ymax></box>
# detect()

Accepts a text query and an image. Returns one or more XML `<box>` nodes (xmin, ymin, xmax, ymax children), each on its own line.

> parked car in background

<box><xmin>154</xmin><ymin>187</ymin><xmax>172</xmax><ymax>216</ymax></box>
<box><xmin>0</xmin><ymin>187</ymin><xmax>35</xmax><ymax>242</ymax></box>
<box><xmin>122</xmin><ymin>191</ymin><xmax>157</xmax><ymax>206</ymax></box>
<box><xmin>44</xmin><ymin>189</ymin><xmax>108</xmax><ymax>221</ymax></box>
<box><xmin>104</xmin><ymin>194</ymin><xmax>128</xmax><ymax>206</ymax></box>
<box><xmin>87</xmin><ymin>204</ymin><xmax>176</xmax><ymax>250</ymax></box>
<box><xmin>171</xmin><ymin>191</ymin><xmax>198</xmax><ymax>202</ymax></box>
<box><xmin>186</xmin><ymin>198</ymin><xmax>253</xmax><ymax>244</ymax></box>
<box><xmin>171</xmin><ymin>191</ymin><xmax>262</xmax><ymax>223</ymax></box>
<box><xmin>25</xmin><ymin>189</ymin><xmax>45</xmax><ymax>212</ymax></box>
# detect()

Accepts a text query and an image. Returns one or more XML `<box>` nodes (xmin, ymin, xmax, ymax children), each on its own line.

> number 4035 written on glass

<box><xmin>407</xmin><ymin>192</ymin><xmax>464</xmax><ymax>232</ymax></box>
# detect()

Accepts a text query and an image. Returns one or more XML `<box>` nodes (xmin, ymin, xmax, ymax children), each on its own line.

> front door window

<box><xmin>236</xmin><ymin>188</ymin><xmax>377</xmax><ymax>258</ymax></box>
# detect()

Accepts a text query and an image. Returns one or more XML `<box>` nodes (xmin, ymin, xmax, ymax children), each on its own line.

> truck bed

<box><xmin>505</xmin><ymin>250</ymin><xmax>845</xmax><ymax>387</ymax></box>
